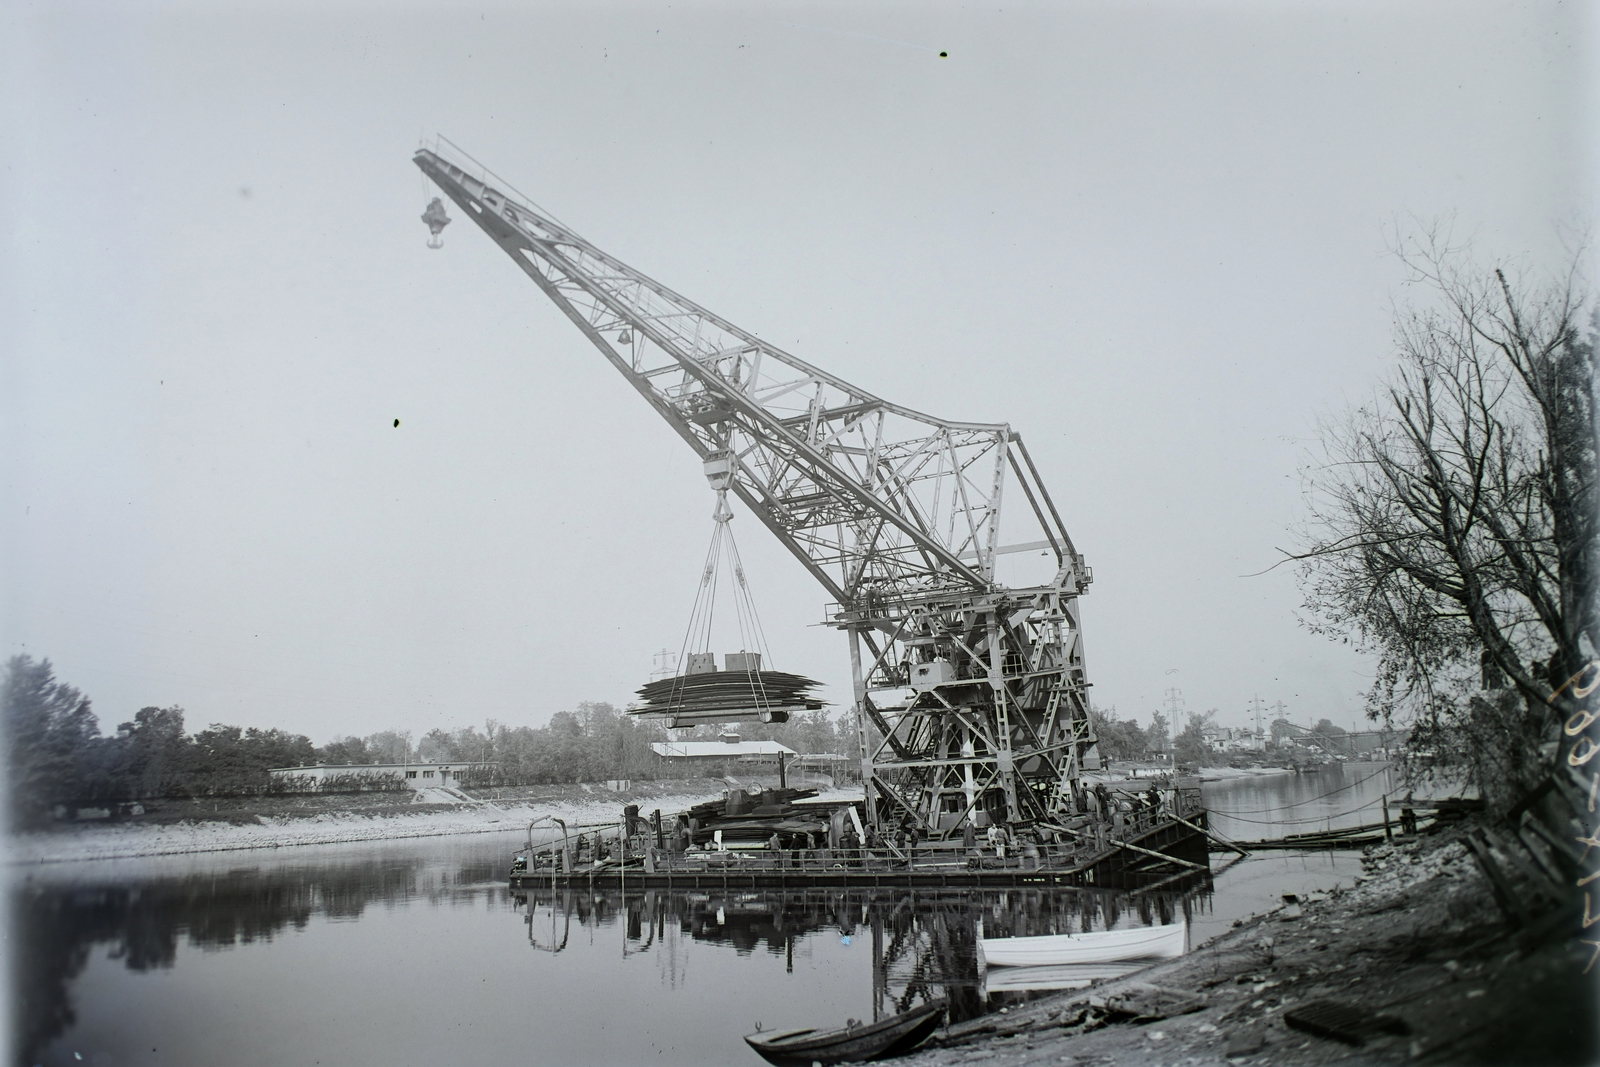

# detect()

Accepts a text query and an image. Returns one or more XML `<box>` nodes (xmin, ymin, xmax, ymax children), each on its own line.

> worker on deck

<box><xmin>840</xmin><ymin>824</ymin><xmax>860</xmax><ymax>865</ymax></box>
<box><xmin>1094</xmin><ymin>783</ymin><xmax>1112</xmax><ymax>817</ymax></box>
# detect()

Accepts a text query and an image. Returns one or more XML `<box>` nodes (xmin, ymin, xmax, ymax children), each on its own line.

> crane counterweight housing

<box><xmin>414</xmin><ymin>140</ymin><xmax>1102</xmax><ymax>835</ymax></box>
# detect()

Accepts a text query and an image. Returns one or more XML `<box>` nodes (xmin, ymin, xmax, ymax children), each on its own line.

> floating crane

<box><xmin>414</xmin><ymin>141</ymin><xmax>1103</xmax><ymax>835</ymax></box>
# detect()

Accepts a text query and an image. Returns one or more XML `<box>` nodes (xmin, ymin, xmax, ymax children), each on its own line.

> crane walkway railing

<box><xmin>514</xmin><ymin>792</ymin><xmax>1208</xmax><ymax>881</ymax></box>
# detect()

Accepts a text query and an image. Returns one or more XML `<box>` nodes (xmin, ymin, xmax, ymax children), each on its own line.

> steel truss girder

<box><xmin>414</xmin><ymin>144</ymin><xmax>1098</xmax><ymax>834</ymax></box>
<box><xmin>842</xmin><ymin>580</ymin><xmax>1099</xmax><ymax>837</ymax></box>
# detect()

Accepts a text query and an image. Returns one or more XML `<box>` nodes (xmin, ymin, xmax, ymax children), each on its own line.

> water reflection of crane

<box><xmin>520</xmin><ymin>893</ymin><xmax>572</xmax><ymax>954</ymax></box>
<box><xmin>509</xmin><ymin>879</ymin><xmax>1210</xmax><ymax>1025</ymax></box>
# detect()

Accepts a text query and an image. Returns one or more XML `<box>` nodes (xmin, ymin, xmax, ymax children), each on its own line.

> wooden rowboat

<box><xmin>743</xmin><ymin>1000</ymin><xmax>947</xmax><ymax>1066</ymax></box>
<box><xmin>978</xmin><ymin>921</ymin><xmax>1186</xmax><ymax>968</ymax></box>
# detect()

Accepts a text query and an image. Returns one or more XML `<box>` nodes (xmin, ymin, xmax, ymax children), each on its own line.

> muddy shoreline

<box><xmin>910</xmin><ymin>829</ymin><xmax>1596</xmax><ymax>1066</ymax></box>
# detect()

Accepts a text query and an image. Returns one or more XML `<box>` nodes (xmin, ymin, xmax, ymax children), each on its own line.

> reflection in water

<box><xmin>11</xmin><ymin>772</ymin><xmax>1375</xmax><ymax>1066</ymax></box>
<box><xmin>10</xmin><ymin>852</ymin><xmax>505</xmax><ymax>1063</ymax></box>
<box><xmin>1204</xmin><ymin>762</ymin><xmax>1406</xmax><ymax>843</ymax></box>
<box><xmin>511</xmin><ymin>882</ymin><xmax>1205</xmax><ymax>1026</ymax></box>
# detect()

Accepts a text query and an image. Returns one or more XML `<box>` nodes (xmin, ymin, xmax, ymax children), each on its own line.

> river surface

<box><xmin>11</xmin><ymin>763</ymin><xmax>1405</xmax><ymax>1067</ymax></box>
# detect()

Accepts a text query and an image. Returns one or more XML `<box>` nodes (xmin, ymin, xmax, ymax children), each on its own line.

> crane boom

<box><xmin>415</xmin><ymin>142</ymin><xmax>1102</xmax><ymax>833</ymax></box>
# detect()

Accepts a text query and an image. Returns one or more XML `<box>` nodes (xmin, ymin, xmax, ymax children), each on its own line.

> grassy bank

<box><xmin>3</xmin><ymin>778</ymin><xmax>760</xmax><ymax>864</ymax></box>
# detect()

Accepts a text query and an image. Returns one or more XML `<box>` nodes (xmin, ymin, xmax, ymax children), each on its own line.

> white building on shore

<box><xmin>268</xmin><ymin>761</ymin><xmax>496</xmax><ymax>792</ymax></box>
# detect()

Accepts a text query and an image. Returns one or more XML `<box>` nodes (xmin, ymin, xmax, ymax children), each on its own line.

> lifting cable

<box><xmin>664</xmin><ymin>487</ymin><xmax>775</xmax><ymax>714</ymax></box>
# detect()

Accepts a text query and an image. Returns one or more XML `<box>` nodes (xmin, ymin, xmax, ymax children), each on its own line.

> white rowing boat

<box><xmin>980</xmin><ymin>961</ymin><xmax>1143</xmax><ymax>994</ymax></box>
<box><xmin>977</xmin><ymin>921</ymin><xmax>1187</xmax><ymax>968</ymax></box>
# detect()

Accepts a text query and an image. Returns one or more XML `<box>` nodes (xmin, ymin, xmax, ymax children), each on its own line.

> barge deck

<box><xmin>509</xmin><ymin>795</ymin><xmax>1213</xmax><ymax>891</ymax></box>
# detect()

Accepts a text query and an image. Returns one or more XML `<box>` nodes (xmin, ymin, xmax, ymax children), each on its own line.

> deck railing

<box><xmin>517</xmin><ymin>787</ymin><xmax>1206</xmax><ymax>878</ymax></box>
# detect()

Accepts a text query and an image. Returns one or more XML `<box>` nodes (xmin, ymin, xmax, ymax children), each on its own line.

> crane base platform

<box><xmin>510</xmin><ymin>812</ymin><xmax>1211</xmax><ymax>893</ymax></box>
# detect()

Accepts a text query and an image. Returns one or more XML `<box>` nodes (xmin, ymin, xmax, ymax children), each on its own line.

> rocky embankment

<box><xmin>910</xmin><ymin>830</ymin><xmax>1596</xmax><ymax>1067</ymax></box>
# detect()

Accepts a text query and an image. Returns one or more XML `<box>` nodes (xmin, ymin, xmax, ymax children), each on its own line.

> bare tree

<box><xmin>1294</xmin><ymin>231</ymin><xmax>1596</xmax><ymax>810</ymax></box>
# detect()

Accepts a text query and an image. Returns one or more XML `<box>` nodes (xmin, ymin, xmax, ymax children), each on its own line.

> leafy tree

<box><xmin>121</xmin><ymin>706</ymin><xmax>190</xmax><ymax>797</ymax></box>
<box><xmin>186</xmin><ymin>724</ymin><xmax>315</xmax><ymax>795</ymax></box>
<box><xmin>1146</xmin><ymin>710</ymin><xmax>1170</xmax><ymax>756</ymax></box>
<box><xmin>1088</xmin><ymin>705</ymin><xmax>1147</xmax><ymax>762</ymax></box>
<box><xmin>190</xmin><ymin>724</ymin><xmax>254</xmax><ymax>794</ymax></box>
<box><xmin>317</xmin><ymin>735</ymin><xmax>373</xmax><ymax>765</ymax></box>
<box><xmin>245</xmin><ymin>727</ymin><xmax>317</xmax><ymax>771</ymax></box>
<box><xmin>1173</xmin><ymin>712</ymin><xmax>1216</xmax><ymax>768</ymax></box>
<box><xmin>361</xmin><ymin>730</ymin><xmax>412</xmax><ymax>763</ymax></box>
<box><xmin>416</xmin><ymin>728</ymin><xmax>456</xmax><ymax>762</ymax></box>
<box><xmin>3</xmin><ymin>656</ymin><xmax>100</xmax><ymax>828</ymax></box>
<box><xmin>1295</xmin><ymin>233</ymin><xmax>1596</xmax><ymax>812</ymax></box>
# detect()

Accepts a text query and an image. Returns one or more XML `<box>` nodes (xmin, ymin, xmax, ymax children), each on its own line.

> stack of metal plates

<box><xmin>631</xmin><ymin>670</ymin><xmax>825</xmax><ymax>726</ymax></box>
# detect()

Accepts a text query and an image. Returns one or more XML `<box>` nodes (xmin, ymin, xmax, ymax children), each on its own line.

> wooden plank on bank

<box><xmin>1481</xmin><ymin>825</ymin><xmax>1566</xmax><ymax>903</ymax></box>
<box><xmin>1463</xmin><ymin>830</ymin><xmax>1526</xmax><ymax>926</ymax></box>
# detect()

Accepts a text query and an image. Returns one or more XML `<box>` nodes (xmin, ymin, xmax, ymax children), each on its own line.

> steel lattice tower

<box><xmin>415</xmin><ymin>142</ymin><xmax>1103</xmax><ymax>835</ymax></box>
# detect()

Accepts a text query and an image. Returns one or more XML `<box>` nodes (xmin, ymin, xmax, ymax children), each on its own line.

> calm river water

<box><xmin>11</xmin><ymin>763</ymin><xmax>1404</xmax><ymax>1067</ymax></box>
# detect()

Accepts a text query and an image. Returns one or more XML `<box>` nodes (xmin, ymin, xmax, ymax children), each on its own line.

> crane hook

<box><xmin>421</xmin><ymin>197</ymin><xmax>451</xmax><ymax>249</ymax></box>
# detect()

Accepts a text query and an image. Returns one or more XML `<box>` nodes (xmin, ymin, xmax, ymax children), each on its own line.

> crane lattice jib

<box><xmin>415</xmin><ymin>144</ymin><xmax>1102</xmax><ymax>833</ymax></box>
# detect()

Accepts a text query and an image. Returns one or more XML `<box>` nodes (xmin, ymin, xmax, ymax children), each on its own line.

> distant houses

<box><xmin>1194</xmin><ymin>720</ymin><xmax>1403</xmax><ymax>760</ymax></box>
<box><xmin>1202</xmin><ymin>723</ymin><xmax>1268</xmax><ymax>754</ymax></box>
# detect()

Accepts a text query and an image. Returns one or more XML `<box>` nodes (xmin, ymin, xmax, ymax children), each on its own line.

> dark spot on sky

<box><xmin>939</xmin><ymin>51</ymin><xmax>948</xmax><ymax>57</ymax></box>
<box><xmin>393</xmin><ymin>419</ymin><xmax>400</xmax><ymax>427</ymax></box>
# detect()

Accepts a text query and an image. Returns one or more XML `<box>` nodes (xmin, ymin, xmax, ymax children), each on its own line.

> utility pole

<box><xmin>650</xmin><ymin>649</ymin><xmax>678</xmax><ymax>681</ymax></box>
<box><xmin>1163</xmin><ymin>687</ymin><xmax>1185</xmax><ymax>719</ymax></box>
<box><xmin>1248</xmin><ymin>695</ymin><xmax>1265</xmax><ymax>748</ymax></box>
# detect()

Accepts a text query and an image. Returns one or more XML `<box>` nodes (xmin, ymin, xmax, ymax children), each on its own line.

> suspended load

<box><xmin>632</xmin><ymin>655</ymin><xmax>825</xmax><ymax>727</ymax></box>
<box><xmin>627</xmin><ymin>452</ymin><xmax>826</xmax><ymax>727</ymax></box>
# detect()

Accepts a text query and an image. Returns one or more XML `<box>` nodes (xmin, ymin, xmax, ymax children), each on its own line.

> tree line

<box><xmin>1089</xmin><ymin>705</ymin><xmax>1223</xmax><ymax>769</ymax></box>
<box><xmin>1089</xmin><ymin>704</ymin><xmax>1360</xmax><ymax>769</ymax></box>
<box><xmin>1</xmin><ymin>654</ymin><xmax>857</xmax><ymax>830</ymax></box>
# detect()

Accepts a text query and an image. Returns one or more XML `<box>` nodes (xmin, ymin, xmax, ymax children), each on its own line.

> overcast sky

<box><xmin>3</xmin><ymin>1</ymin><xmax>1594</xmax><ymax>746</ymax></box>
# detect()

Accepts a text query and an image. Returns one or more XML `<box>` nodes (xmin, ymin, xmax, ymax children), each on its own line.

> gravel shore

<box><xmin>908</xmin><ymin>829</ymin><xmax>1595</xmax><ymax>1067</ymax></box>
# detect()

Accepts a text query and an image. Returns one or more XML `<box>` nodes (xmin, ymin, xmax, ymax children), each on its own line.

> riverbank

<box><xmin>3</xmin><ymin>778</ymin><xmax>839</xmax><ymax>865</ymax></box>
<box><xmin>913</xmin><ymin>827</ymin><xmax>1595</xmax><ymax>1066</ymax></box>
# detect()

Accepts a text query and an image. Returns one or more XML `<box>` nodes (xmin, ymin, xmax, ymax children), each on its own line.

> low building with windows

<box><xmin>268</xmin><ymin>760</ymin><xmax>497</xmax><ymax>792</ymax></box>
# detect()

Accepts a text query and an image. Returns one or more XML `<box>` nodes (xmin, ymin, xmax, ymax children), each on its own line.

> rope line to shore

<box><xmin>1206</xmin><ymin>766</ymin><xmax>1394</xmax><ymax>816</ymax></box>
<box><xmin>1210</xmin><ymin>795</ymin><xmax>1386</xmax><ymax>826</ymax></box>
